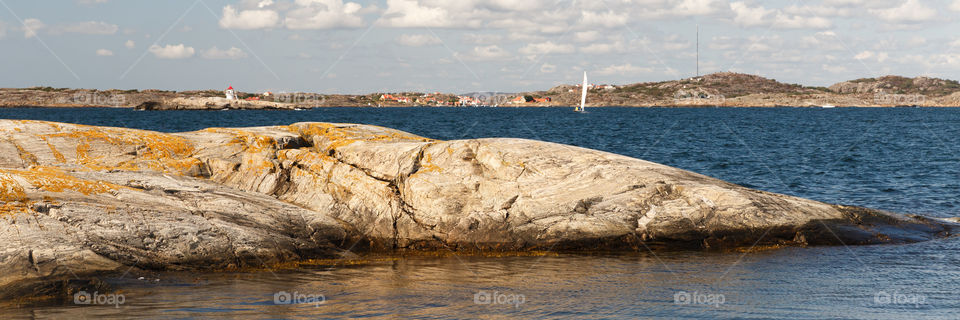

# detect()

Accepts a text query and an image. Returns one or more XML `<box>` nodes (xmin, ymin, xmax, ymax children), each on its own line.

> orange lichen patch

<box><xmin>290</xmin><ymin>123</ymin><xmax>435</xmax><ymax>154</ymax></box>
<box><xmin>40</xmin><ymin>136</ymin><xmax>66</xmax><ymax>163</ymax></box>
<box><xmin>416</xmin><ymin>153</ymin><xmax>443</xmax><ymax>174</ymax></box>
<box><xmin>41</xmin><ymin>126</ymin><xmax>196</xmax><ymax>173</ymax></box>
<box><xmin>0</xmin><ymin>172</ymin><xmax>29</xmax><ymax>215</ymax></box>
<box><xmin>11</xmin><ymin>141</ymin><xmax>39</xmax><ymax>166</ymax></box>
<box><xmin>3</xmin><ymin>166</ymin><xmax>124</xmax><ymax>195</ymax></box>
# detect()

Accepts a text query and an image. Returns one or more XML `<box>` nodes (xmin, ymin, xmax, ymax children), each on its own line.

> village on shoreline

<box><xmin>3</xmin><ymin>72</ymin><xmax>960</xmax><ymax>110</ymax></box>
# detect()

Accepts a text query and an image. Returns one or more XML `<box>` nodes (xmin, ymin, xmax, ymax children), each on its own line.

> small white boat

<box><xmin>576</xmin><ymin>71</ymin><xmax>587</xmax><ymax>113</ymax></box>
<box><xmin>821</xmin><ymin>104</ymin><xmax>836</xmax><ymax>109</ymax></box>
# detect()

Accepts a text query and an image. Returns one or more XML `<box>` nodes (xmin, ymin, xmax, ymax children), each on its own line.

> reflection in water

<box><xmin>9</xmin><ymin>238</ymin><xmax>959</xmax><ymax>319</ymax></box>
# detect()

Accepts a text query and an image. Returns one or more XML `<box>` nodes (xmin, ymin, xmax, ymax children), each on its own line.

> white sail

<box><xmin>579</xmin><ymin>71</ymin><xmax>588</xmax><ymax>112</ymax></box>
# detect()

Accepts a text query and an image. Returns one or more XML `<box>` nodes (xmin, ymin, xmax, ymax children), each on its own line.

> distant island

<box><xmin>3</xmin><ymin>72</ymin><xmax>960</xmax><ymax>109</ymax></box>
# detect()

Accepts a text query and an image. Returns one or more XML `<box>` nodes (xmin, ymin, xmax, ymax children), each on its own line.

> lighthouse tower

<box><xmin>225</xmin><ymin>86</ymin><xmax>237</xmax><ymax>100</ymax></box>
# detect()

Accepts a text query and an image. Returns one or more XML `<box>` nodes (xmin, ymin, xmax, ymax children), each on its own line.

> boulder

<box><xmin>0</xmin><ymin>120</ymin><xmax>954</xmax><ymax>298</ymax></box>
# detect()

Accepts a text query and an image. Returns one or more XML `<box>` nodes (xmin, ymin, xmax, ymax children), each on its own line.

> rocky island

<box><xmin>0</xmin><ymin>120</ymin><xmax>956</xmax><ymax>300</ymax></box>
<box><xmin>3</xmin><ymin>73</ymin><xmax>960</xmax><ymax>109</ymax></box>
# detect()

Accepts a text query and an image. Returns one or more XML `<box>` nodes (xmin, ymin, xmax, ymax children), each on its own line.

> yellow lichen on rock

<box><xmin>4</xmin><ymin>166</ymin><xmax>123</xmax><ymax>195</ymax></box>
<box><xmin>11</xmin><ymin>141</ymin><xmax>39</xmax><ymax>166</ymax></box>
<box><xmin>41</xmin><ymin>126</ymin><xmax>198</xmax><ymax>173</ymax></box>
<box><xmin>0</xmin><ymin>172</ymin><xmax>29</xmax><ymax>215</ymax></box>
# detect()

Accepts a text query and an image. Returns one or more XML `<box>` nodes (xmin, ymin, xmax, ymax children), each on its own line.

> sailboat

<box><xmin>576</xmin><ymin>71</ymin><xmax>588</xmax><ymax>113</ymax></box>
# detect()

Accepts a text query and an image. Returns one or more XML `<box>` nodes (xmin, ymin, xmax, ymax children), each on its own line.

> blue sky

<box><xmin>1</xmin><ymin>0</ymin><xmax>959</xmax><ymax>93</ymax></box>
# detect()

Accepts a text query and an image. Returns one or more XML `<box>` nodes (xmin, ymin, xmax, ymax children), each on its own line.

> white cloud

<box><xmin>853</xmin><ymin>50</ymin><xmax>889</xmax><ymax>62</ymax></box>
<box><xmin>519</xmin><ymin>41</ymin><xmax>574</xmax><ymax>57</ymax></box>
<box><xmin>730</xmin><ymin>2</ymin><xmax>772</xmax><ymax>27</ymax></box>
<box><xmin>258</xmin><ymin>0</ymin><xmax>274</xmax><ymax>8</ymax></box>
<box><xmin>219</xmin><ymin>5</ymin><xmax>280</xmax><ymax>29</ymax></box>
<box><xmin>455</xmin><ymin>45</ymin><xmax>510</xmax><ymax>61</ymax></box>
<box><xmin>822</xmin><ymin>64</ymin><xmax>848</xmax><ymax>73</ymax></box>
<box><xmin>201</xmin><ymin>46</ymin><xmax>247</xmax><ymax>59</ymax></box>
<box><xmin>573</xmin><ymin>31</ymin><xmax>600</xmax><ymax>43</ymax></box>
<box><xmin>730</xmin><ymin>2</ymin><xmax>831</xmax><ymax>29</ymax></box>
<box><xmin>125</xmin><ymin>40</ymin><xmax>135</xmax><ymax>49</ymax></box>
<box><xmin>871</xmin><ymin>0</ymin><xmax>936</xmax><ymax>24</ymax></box>
<box><xmin>540</xmin><ymin>62</ymin><xmax>556</xmax><ymax>73</ymax></box>
<box><xmin>95</xmin><ymin>49</ymin><xmax>113</xmax><ymax>56</ymax></box>
<box><xmin>50</xmin><ymin>21</ymin><xmax>118</xmax><ymax>35</ymax></box>
<box><xmin>149</xmin><ymin>44</ymin><xmax>195</xmax><ymax>59</ymax></box>
<box><xmin>594</xmin><ymin>63</ymin><xmax>654</xmax><ymax>76</ymax></box>
<box><xmin>463</xmin><ymin>33</ymin><xmax>501</xmax><ymax>44</ymax></box>
<box><xmin>23</xmin><ymin>18</ymin><xmax>45</xmax><ymax>38</ymax></box>
<box><xmin>379</xmin><ymin>0</ymin><xmax>478</xmax><ymax>28</ymax></box>
<box><xmin>22</xmin><ymin>19</ymin><xmax>119</xmax><ymax>37</ymax></box>
<box><xmin>581</xmin><ymin>41</ymin><xmax>625</xmax><ymax>54</ymax></box>
<box><xmin>396</xmin><ymin>34</ymin><xmax>441</xmax><ymax>47</ymax></box>
<box><xmin>952</xmin><ymin>0</ymin><xmax>960</xmax><ymax>11</ymax></box>
<box><xmin>580</xmin><ymin>11</ymin><xmax>628</xmax><ymax>28</ymax></box>
<box><xmin>284</xmin><ymin>0</ymin><xmax>366</xmax><ymax>29</ymax></box>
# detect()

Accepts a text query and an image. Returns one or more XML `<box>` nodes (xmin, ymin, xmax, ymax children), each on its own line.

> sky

<box><xmin>1</xmin><ymin>0</ymin><xmax>959</xmax><ymax>94</ymax></box>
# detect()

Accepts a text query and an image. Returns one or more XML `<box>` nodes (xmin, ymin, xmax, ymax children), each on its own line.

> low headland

<box><xmin>3</xmin><ymin>73</ymin><xmax>960</xmax><ymax>110</ymax></box>
<box><xmin>1</xmin><ymin>120</ymin><xmax>957</xmax><ymax>300</ymax></box>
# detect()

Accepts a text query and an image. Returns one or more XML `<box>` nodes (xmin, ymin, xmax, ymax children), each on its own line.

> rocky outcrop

<box><xmin>135</xmin><ymin>97</ymin><xmax>296</xmax><ymax>110</ymax></box>
<box><xmin>0</xmin><ymin>120</ymin><xmax>955</xmax><ymax>299</ymax></box>
<box><xmin>829</xmin><ymin>76</ymin><xmax>960</xmax><ymax>95</ymax></box>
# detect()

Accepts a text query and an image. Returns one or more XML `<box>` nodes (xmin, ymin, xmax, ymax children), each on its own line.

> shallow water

<box><xmin>1</xmin><ymin>107</ymin><xmax>958</xmax><ymax>319</ymax></box>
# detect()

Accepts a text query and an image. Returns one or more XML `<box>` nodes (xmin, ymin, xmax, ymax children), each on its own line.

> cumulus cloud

<box><xmin>379</xmin><ymin>0</ymin><xmax>472</xmax><ymax>28</ymax></box>
<box><xmin>149</xmin><ymin>44</ymin><xmax>195</xmax><ymax>59</ymax></box>
<box><xmin>952</xmin><ymin>0</ymin><xmax>960</xmax><ymax>11</ymax></box>
<box><xmin>540</xmin><ymin>62</ymin><xmax>557</xmax><ymax>73</ymax></box>
<box><xmin>50</xmin><ymin>21</ymin><xmax>119</xmax><ymax>35</ymax></box>
<box><xmin>454</xmin><ymin>45</ymin><xmax>510</xmax><ymax>61</ymax></box>
<box><xmin>219</xmin><ymin>5</ymin><xmax>280</xmax><ymax>29</ymax></box>
<box><xmin>95</xmin><ymin>49</ymin><xmax>113</xmax><ymax>56</ymax></box>
<box><xmin>201</xmin><ymin>46</ymin><xmax>247</xmax><ymax>59</ymax></box>
<box><xmin>580</xmin><ymin>11</ymin><xmax>628</xmax><ymax>28</ymax></box>
<box><xmin>594</xmin><ymin>63</ymin><xmax>654</xmax><ymax>76</ymax></box>
<box><xmin>396</xmin><ymin>34</ymin><xmax>441</xmax><ymax>47</ymax></box>
<box><xmin>871</xmin><ymin>0</ymin><xmax>936</xmax><ymax>24</ymax></box>
<box><xmin>285</xmin><ymin>0</ymin><xmax>366</xmax><ymax>29</ymax></box>
<box><xmin>125</xmin><ymin>40</ymin><xmax>135</xmax><ymax>49</ymax></box>
<box><xmin>22</xmin><ymin>19</ymin><xmax>119</xmax><ymax>37</ymax></box>
<box><xmin>730</xmin><ymin>2</ymin><xmax>831</xmax><ymax>29</ymax></box>
<box><xmin>23</xmin><ymin>18</ymin><xmax>45</xmax><ymax>38</ymax></box>
<box><xmin>581</xmin><ymin>41</ymin><xmax>625</xmax><ymax>54</ymax></box>
<box><xmin>519</xmin><ymin>41</ymin><xmax>574</xmax><ymax>57</ymax></box>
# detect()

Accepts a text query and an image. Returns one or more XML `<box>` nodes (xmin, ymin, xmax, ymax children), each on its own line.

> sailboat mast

<box><xmin>696</xmin><ymin>24</ymin><xmax>699</xmax><ymax>77</ymax></box>
<box><xmin>580</xmin><ymin>71</ymin><xmax>588</xmax><ymax>111</ymax></box>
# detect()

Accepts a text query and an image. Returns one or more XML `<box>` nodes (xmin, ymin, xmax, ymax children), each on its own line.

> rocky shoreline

<box><xmin>4</xmin><ymin>73</ymin><xmax>960</xmax><ymax>109</ymax></box>
<box><xmin>0</xmin><ymin>120</ymin><xmax>957</xmax><ymax>300</ymax></box>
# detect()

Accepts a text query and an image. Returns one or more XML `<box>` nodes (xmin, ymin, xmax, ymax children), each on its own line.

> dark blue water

<box><xmin>2</xmin><ymin>107</ymin><xmax>958</xmax><ymax>319</ymax></box>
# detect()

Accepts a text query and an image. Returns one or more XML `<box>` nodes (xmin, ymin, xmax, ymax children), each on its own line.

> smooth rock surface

<box><xmin>0</xmin><ymin>120</ymin><xmax>955</xmax><ymax>298</ymax></box>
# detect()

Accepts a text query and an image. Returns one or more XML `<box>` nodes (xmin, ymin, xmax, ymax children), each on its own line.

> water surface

<box><xmin>1</xmin><ymin>107</ymin><xmax>957</xmax><ymax>319</ymax></box>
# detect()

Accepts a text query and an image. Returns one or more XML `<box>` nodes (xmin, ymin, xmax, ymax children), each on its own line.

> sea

<box><xmin>1</xmin><ymin>107</ymin><xmax>958</xmax><ymax>319</ymax></box>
